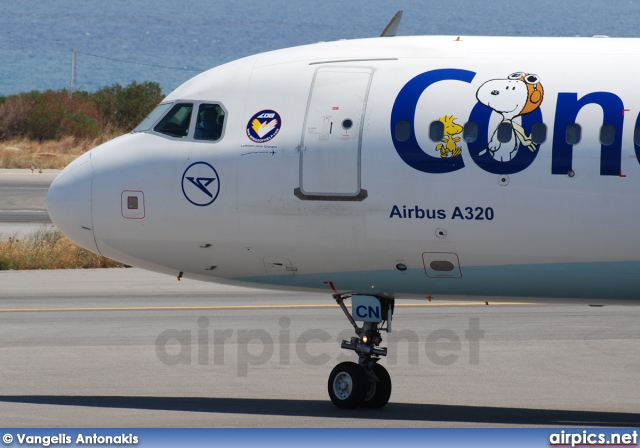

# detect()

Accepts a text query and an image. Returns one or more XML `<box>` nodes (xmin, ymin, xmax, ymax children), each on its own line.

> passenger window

<box><xmin>429</xmin><ymin>120</ymin><xmax>444</xmax><ymax>142</ymax></box>
<box><xmin>194</xmin><ymin>104</ymin><xmax>225</xmax><ymax>141</ymax></box>
<box><xmin>531</xmin><ymin>123</ymin><xmax>547</xmax><ymax>144</ymax></box>
<box><xmin>565</xmin><ymin>123</ymin><xmax>581</xmax><ymax>145</ymax></box>
<box><xmin>154</xmin><ymin>103</ymin><xmax>193</xmax><ymax>138</ymax></box>
<box><xmin>497</xmin><ymin>122</ymin><xmax>512</xmax><ymax>143</ymax></box>
<box><xmin>599</xmin><ymin>124</ymin><xmax>616</xmax><ymax>146</ymax></box>
<box><xmin>395</xmin><ymin>120</ymin><xmax>411</xmax><ymax>142</ymax></box>
<box><xmin>463</xmin><ymin>121</ymin><xmax>478</xmax><ymax>143</ymax></box>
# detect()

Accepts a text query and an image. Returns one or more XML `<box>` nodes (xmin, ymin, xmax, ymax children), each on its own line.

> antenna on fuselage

<box><xmin>380</xmin><ymin>10</ymin><xmax>403</xmax><ymax>37</ymax></box>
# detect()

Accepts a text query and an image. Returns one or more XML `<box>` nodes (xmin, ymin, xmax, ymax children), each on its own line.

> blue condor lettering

<box><xmin>552</xmin><ymin>92</ymin><xmax>624</xmax><ymax>176</ymax></box>
<box><xmin>391</xmin><ymin>69</ymin><xmax>630</xmax><ymax>176</ymax></box>
<box><xmin>391</xmin><ymin>69</ymin><xmax>474</xmax><ymax>174</ymax></box>
<box><xmin>390</xmin><ymin>205</ymin><xmax>494</xmax><ymax>221</ymax></box>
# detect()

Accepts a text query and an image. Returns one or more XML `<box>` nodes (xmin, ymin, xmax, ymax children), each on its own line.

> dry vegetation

<box><xmin>0</xmin><ymin>228</ymin><xmax>126</xmax><ymax>270</ymax></box>
<box><xmin>0</xmin><ymin>135</ymin><xmax>119</xmax><ymax>169</ymax></box>
<box><xmin>0</xmin><ymin>81</ymin><xmax>164</xmax><ymax>169</ymax></box>
<box><xmin>0</xmin><ymin>82</ymin><xmax>163</xmax><ymax>268</ymax></box>
<box><xmin>0</xmin><ymin>136</ymin><xmax>126</xmax><ymax>269</ymax></box>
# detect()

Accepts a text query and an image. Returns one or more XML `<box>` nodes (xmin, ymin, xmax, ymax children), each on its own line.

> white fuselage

<box><xmin>47</xmin><ymin>36</ymin><xmax>640</xmax><ymax>304</ymax></box>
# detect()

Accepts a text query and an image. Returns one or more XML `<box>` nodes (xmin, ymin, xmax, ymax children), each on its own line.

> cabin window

<box><xmin>496</xmin><ymin>122</ymin><xmax>513</xmax><ymax>143</ymax></box>
<box><xmin>599</xmin><ymin>124</ymin><xmax>616</xmax><ymax>146</ymax></box>
<box><xmin>154</xmin><ymin>103</ymin><xmax>193</xmax><ymax>138</ymax></box>
<box><xmin>531</xmin><ymin>123</ymin><xmax>547</xmax><ymax>144</ymax></box>
<box><xmin>133</xmin><ymin>103</ymin><xmax>172</xmax><ymax>132</ymax></box>
<box><xmin>428</xmin><ymin>120</ymin><xmax>444</xmax><ymax>142</ymax></box>
<box><xmin>194</xmin><ymin>104</ymin><xmax>225</xmax><ymax>141</ymax></box>
<box><xmin>395</xmin><ymin>120</ymin><xmax>411</xmax><ymax>142</ymax></box>
<box><xmin>565</xmin><ymin>123</ymin><xmax>581</xmax><ymax>145</ymax></box>
<box><xmin>463</xmin><ymin>121</ymin><xmax>478</xmax><ymax>143</ymax></box>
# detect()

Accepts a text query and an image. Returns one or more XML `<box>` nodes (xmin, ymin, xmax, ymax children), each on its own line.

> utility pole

<box><xmin>70</xmin><ymin>49</ymin><xmax>75</xmax><ymax>95</ymax></box>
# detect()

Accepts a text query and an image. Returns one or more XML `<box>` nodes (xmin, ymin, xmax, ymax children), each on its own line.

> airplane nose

<box><xmin>47</xmin><ymin>152</ymin><xmax>99</xmax><ymax>253</ymax></box>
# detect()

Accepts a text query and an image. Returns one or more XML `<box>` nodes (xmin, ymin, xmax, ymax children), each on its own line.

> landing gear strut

<box><xmin>327</xmin><ymin>294</ymin><xmax>394</xmax><ymax>409</ymax></box>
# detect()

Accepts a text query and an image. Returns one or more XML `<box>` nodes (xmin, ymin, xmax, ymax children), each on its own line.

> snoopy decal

<box><xmin>476</xmin><ymin>72</ymin><xmax>544</xmax><ymax>162</ymax></box>
<box><xmin>435</xmin><ymin>115</ymin><xmax>463</xmax><ymax>158</ymax></box>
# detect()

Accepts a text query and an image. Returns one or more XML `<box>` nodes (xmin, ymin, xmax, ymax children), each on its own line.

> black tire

<box><xmin>328</xmin><ymin>361</ymin><xmax>367</xmax><ymax>409</ymax></box>
<box><xmin>362</xmin><ymin>363</ymin><xmax>392</xmax><ymax>409</ymax></box>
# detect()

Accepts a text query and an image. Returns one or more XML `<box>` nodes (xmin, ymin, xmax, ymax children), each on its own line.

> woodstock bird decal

<box><xmin>435</xmin><ymin>115</ymin><xmax>463</xmax><ymax>158</ymax></box>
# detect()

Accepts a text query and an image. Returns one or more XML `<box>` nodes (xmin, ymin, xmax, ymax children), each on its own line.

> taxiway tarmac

<box><xmin>0</xmin><ymin>169</ymin><xmax>58</xmax><ymax>223</ymax></box>
<box><xmin>0</xmin><ymin>169</ymin><xmax>59</xmax><ymax>238</ymax></box>
<box><xmin>0</xmin><ymin>268</ymin><xmax>638</xmax><ymax>427</ymax></box>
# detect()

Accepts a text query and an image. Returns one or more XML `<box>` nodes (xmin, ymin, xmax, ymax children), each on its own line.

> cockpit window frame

<box><xmin>144</xmin><ymin>100</ymin><xmax>228</xmax><ymax>143</ymax></box>
<box><xmin>153</xmin><ymin>102</ymin><xmax>194</xmax><ymax>139</ymax></box>
<box><xmin>132</xmin><ymin>102</ymin><xmax>173</xmax><ymax>133</ymax></box>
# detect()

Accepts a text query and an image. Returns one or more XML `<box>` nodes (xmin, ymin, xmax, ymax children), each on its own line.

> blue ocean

<box><xmin>1</xmin><ymin>0</ymin><xmax>639</xmax><ymax>96</ymax></box>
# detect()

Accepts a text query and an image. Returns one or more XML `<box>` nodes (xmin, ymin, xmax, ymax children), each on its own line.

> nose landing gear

<box><xmin>327</xmin><ymin>294</ymin><xmax>394</xmax><ymax>409</ymax></box>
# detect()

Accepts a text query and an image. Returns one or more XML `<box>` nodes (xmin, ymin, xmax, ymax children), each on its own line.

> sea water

<box><xmin>0</xmin><ymin>0</ymin><xmax>638</xmax><ymax>96</ymax></box>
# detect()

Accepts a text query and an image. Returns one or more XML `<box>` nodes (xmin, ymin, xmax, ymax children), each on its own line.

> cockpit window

<box><xmin>194</xmin><ymin>104</ymin><xmax>225</xmax><ymax>141</ymax></box>
<box><xmin>154</xmin><ymin>103</ymin><xmax>193</xmax><ymax>138</ymax></box>
<box><xmin>133</xmin><ymin>103</ymin><xmax>172</xmax><ymax>132</ymax></box>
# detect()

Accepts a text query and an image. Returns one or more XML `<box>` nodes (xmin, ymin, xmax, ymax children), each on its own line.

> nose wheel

<box><xmin>362</xmin><ymin>362</ymin><xmax>392</xmax><ymax>408</ymax></box>
<box><xmin>327</xmin><ymin>294</ymin><xmax>394</xmax><ymax>409</ymax></box>
<box><xmin>328</xmin><ymin>362</ymin><xmax>367</xmax><ymax>408</ymax></box>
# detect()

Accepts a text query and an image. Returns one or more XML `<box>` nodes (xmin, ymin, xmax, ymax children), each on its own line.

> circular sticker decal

<box><xmin>181</xmin><ymin>162</ymin><xmax>220</xmax><ymax>206</ymax></box>
<box><xmin>246</xmin><ymin>109</ymin><xmax>281</xmax><ymax>143</ymax></box>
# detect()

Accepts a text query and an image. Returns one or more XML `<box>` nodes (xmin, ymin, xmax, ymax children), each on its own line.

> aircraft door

<box><xmin>297</xmin><ymin>66</ymin><xmax>373</xmax><ymax>200</ymax></box>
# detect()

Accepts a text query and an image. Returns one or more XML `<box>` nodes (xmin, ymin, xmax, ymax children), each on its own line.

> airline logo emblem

<box><xmin>181</xmin><ymin>162</ymin><xmax>220</xmax><ymax>206</ymax></box>
<box><xmin>247</xmin><ymin>110</ymin><xmax>281</xmax><ymax>143</ymax></box>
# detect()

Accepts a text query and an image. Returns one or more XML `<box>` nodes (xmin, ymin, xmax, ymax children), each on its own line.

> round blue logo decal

<box><xmin>181</xmin><ymin>162</ymin><xmax>220</xmax><ymax>206</ymax></box>
<box><xmin>246</xmin><ymin>109</ymin><xmax>281</xmax><ymax>143</ymax></box>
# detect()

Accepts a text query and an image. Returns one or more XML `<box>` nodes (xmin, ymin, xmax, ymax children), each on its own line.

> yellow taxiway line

<box><xmin>0</xmin><ymin>302</ymin><xmax>531</xmax><ymax>313</ymax></box>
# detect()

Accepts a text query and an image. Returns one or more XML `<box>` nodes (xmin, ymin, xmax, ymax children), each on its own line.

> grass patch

<box><xmin>0</xmin><ymin>228</ymin><xmax>125</xmax><ymax>270</ymax></box>
<box><xmin>0</xmin><ymin>135</ymin><xmax>119</xmax><ymax>169</ymax></box>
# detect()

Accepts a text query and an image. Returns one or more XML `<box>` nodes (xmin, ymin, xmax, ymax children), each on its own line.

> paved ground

<box><xmin>0</xmin><ymin>170</ymin><xmax>637</xmax><ymax>427</ymax></box>
<box><xmin>0</xmin><ymin>169</ymin><xmax>59</xmax><ymax>235</ymax></box>
<box><xmin>0</xmin><ymin>269</ymin><xmax>638</xmax><ymax>427</ymax></box>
